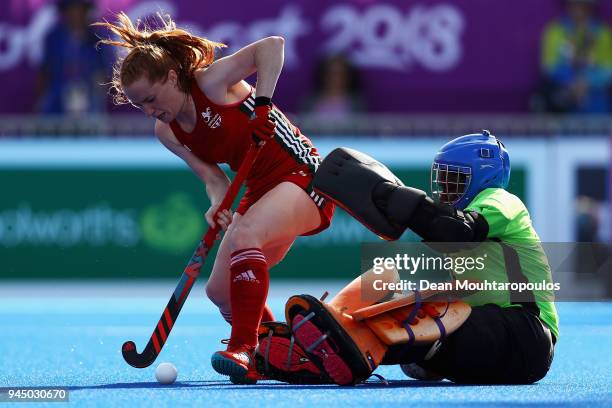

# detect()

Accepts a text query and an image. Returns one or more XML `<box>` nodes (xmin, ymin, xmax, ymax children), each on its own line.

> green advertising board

<box><xmin>0</xmin><ymin>165</ymin><xmax>525</xmax><ymax>280</ymax></box>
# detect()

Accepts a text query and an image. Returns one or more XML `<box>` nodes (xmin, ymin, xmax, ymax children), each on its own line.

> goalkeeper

<box><xmin>256</xmin><ymin>131</ymin><xmax>557</xmax><ymax>385</ymax></box>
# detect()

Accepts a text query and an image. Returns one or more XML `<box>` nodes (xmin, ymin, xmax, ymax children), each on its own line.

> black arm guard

<box><xmin>313</xmin><ymin>147</ymin><xmax>407</xmax><ymax>240</ymax></box>
<box><xmin>373</xmin><ymin>182</ymin><xmax>489</xmax><ymax>242</ymax></box>
<box><xmin>313</xmin><ymin>147</ymin><xmax>489</xmax><ymax>242</ymax></box>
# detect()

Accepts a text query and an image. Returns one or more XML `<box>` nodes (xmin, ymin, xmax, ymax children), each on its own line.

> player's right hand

<box><xmin>205</xmin><ymin>204</ymin><xmax>233</xmax><ymax>233</ymax></box>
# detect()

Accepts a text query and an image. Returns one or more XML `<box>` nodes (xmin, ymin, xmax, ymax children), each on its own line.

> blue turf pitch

<box><xmin>1</xmin><ymin>282</ymin><xmax>611</xmax><ymax>408</ymax></box>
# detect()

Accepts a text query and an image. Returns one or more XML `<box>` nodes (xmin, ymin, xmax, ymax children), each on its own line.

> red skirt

<box><xmin>236</xmin><ymin>166</ymin><xmax>335</xmax><ymax>236</ymax></box>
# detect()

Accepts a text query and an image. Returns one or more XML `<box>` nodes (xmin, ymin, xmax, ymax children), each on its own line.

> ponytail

<box><xmin>94</xmin><ymin>12</ymin><xmax>226</xmax><ymax>104</ymax></box>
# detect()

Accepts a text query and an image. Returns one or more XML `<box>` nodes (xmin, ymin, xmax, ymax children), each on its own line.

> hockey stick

<box><xmin>122</xmin><ymin>143</ymin><xmax>262</xmax><ymax>368</ymax></box>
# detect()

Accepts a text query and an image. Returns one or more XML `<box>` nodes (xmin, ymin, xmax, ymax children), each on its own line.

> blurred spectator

<box><xmin>575</xmin><ymin>195</ymin><xmax>601</xmax><ymax>242</ymax></box>
<box><xmin>300</xmin><ymin>54</ymin><xmax>365</xmax><ymax>119</ymax></box>
<box><xmin>36</xmin><ymin>0</ymin><xmax>110</xmax><ymax>115</ymax></box>
<box><xmin>532</xmin><ymin>0</ymin><xmax>612</xmax><ymax>114</ymax></box>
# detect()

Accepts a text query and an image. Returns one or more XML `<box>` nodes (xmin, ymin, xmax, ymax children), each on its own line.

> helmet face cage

<box><xmin>431</xmin><ymin>163</ymin><xmax>472</xmax><ymax>206</ymax></box>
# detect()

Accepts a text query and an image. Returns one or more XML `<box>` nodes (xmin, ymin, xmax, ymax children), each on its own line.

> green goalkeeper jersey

<box><xmin>462</xmin><ymin>188</ymin><xmax>559</xmax><ymax>339</ymax></box>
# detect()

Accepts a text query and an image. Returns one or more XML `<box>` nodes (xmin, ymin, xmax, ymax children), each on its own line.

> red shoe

<box><xmin>230</xmin><ymin>365</ymin><xmax>265</xmax><ymax>385</ymax></box>
<box><xmin>211</xmin><ymin>344</ymin><xmax>256</xmax><ymax>380</ymax></box>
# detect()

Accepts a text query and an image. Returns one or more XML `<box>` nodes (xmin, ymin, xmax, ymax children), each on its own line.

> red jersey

<box><xmin>169</xmin><ymin>81</ymin><xmax>322</xmax><ymax>191</ymax></box>
<box><xmin>169</xmin><ymin>81</ymin><xmax>334</xmax><ymax>235</ymax></box>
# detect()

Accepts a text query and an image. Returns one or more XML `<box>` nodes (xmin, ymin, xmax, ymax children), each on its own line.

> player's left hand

<box><xmin>248</xmin><ymin>101</ymin><xmax>276</xmax><ymax>144</ymax></box>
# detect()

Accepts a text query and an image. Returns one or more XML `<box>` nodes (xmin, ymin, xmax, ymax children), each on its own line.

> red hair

<box><xmin>94</xmin><ymin>12</ymin><xmax>226</xmax><ymax>104</ymax></box>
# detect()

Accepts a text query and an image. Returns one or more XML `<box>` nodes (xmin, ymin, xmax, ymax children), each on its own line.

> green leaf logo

<box><xmin>141</xmin><ymin>193</ymin><xmax>203</xmax><ymax>253</ymax></box>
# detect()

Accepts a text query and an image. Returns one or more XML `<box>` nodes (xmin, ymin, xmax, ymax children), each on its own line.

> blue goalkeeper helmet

<box><xmin>431</xmin><ymin>130</ymin><xmax>510</xmax><ymax>210</ymax></box>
